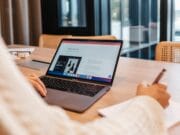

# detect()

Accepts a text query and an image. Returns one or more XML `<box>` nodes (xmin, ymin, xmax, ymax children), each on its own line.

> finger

<box><xmin>30</xmin><ymin>79</ymin><xmax>46</xmax><ymax>97</ymax></box>
<box><xmin>161</xmin><ymin>91</ymin><xmax>171</xmax><ymax>100</ymax></box>
<box><xmin>29</xmin><ymin>80</ymin><xmax>44</xmax><ymax>96</ymax></box>
<box><xmin>158</xmin><ymin>88</ymin><xmax>170</xmax><ymax>98</ymax></box>
<box><xmin>28</xmin><ymin>73</ymin><xmax>37</xmax><ymax>78</ymax></box>
<box><xmin>162</xmin><ymin>97</ymin><xmax>170</xmax><ymax>108</ymax></box>
<box><xmin>157</xmin><ymin>83</ymin><xmax>167</xmax><ymax>89</ymax></box>
<box><xmin>159</xmin><ymin>98</ymin><xmax>169</xmax><ymax>108</ymax></box>
<box><xmin>137</xmin><ymin>83</ymin><xmax>148</xmax><ymax>90</ymax></box>
<box><xmin>28</xmin><ymin>76</ymin><xmax>47</xmax><ymax>94</ymax></box>
<box><xmin>32</xmin><ymin>77</ymin><xmax>47</xmax><ymax>94</ymax></box>
<box><xmin>157</xmin><ymin>87</ymin><xmax>167</xmax><ymax>93</ymax></box>
<box><xmin>166</xmin><ymin>92</ymin><xmax>171</xmax><ymax>100</ymax></box>
<box><xmin>159</xmin><ymin>92</ymin><xmax>171</xmax><ymax>108</ymax></box>
<box><xmin>29</xmin><ymin>73</ymin><xmax>37</xmax><ymax>77</ymax></box>
<box><xmin>163</xmin><ymin>100</ymin><xmax>169</xmax><ymax>108</ymax></box>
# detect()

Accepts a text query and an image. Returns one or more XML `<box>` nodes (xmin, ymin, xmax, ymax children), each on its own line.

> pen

<box><xmin>152</xmin><ymin>68</ymin><xmax>166</xmax><ymax>84</ymax></box>
<box><xmin>32</xmin><ymin>59</ymin><xmax>50</xmax><ymax>64</ymax></box>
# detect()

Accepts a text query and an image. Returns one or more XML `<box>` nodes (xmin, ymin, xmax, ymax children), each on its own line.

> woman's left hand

<box><xmin>27</xmin><ymin>74</ymin><xmax>47</xmax><ymax>97</ymax></box>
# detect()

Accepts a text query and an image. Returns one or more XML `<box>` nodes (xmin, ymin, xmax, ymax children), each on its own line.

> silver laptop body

<box><xmin>41</xmin><ymin>39</ymin><xmax>123</xmax><ymax>112</ymax></box>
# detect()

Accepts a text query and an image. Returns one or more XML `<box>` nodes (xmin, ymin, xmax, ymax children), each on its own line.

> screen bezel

<box><xmin>46</xmin><ymin>39</ymin><xmax>123</xmax><ymax>85</ymax></box>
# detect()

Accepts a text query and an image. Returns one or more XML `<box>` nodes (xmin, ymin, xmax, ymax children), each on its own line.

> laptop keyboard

<box><xmin>40</xmin><ymin>76</ymin><xmax>105</xmax><ymax>97</ymax></box>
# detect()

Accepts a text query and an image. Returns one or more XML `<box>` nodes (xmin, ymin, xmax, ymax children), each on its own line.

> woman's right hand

<box><xmin>136</xmin><ymin>83</ymin><xmax>171</xmax><ymax>108</ymax></box>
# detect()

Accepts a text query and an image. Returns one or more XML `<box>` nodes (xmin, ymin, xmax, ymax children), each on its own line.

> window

<box><xmin>41</xmin><ymin>0</ymin><xmax>109</xmax><ymax>35</ymax></box>
<box><xmin>172</xmin><ymin>0</ymin><xmax>180</xmax><ymax>41</ymax></box>
<box><xmin>57</xmin><ymin>0</ymin><xmax>86</xmax><ymax>27</ymax></box>
<box><xmin>42</xmin><ymin>0</ymin><xmax>160</xmax><ymax>59</ymax></box>
<box><xmin>110</xmin><ymin>0</ymin><xmax>160</xmax><ymax>59</ymax></box>
<box><xmin>111</xmin><ymin>0</ymin><xmax>121</xmax><ymax>38</ymax></box>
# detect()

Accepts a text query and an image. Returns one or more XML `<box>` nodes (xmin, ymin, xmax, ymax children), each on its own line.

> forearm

<box><xmin>84</xmin><ymin>96</ymin><xmax>166</xmax><ymax>135</ymax></box>
<box><xmin>49</xmin><ymin>96</ymin><xmax>167</xmax><ymax>135</ymax></box>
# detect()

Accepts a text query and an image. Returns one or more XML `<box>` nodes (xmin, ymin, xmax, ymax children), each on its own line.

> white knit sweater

<box><xmin>0</xmin><ymin>38</ymin><xmax>167</xmax><ymax>135</ymax></box>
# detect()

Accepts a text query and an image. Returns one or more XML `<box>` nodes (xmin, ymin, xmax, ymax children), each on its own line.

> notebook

<box><xmin>98</xmin><ymin>98</ymin><xmax>180</xmax><ymax>128</ymax></box>
<box><xmin>41</xmin><ymin>39</ymin><xmax>123</xmax><ymax>112</ymax></box>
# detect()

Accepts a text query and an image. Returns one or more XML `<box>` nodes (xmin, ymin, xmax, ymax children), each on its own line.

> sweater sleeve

<box><xmin>0</xmin><ymin>38</ymin><xmax>167</xmax><ymax>135</ymax></box>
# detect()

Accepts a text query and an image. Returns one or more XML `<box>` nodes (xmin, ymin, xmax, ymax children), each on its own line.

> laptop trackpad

<box><xmin>44</xmin><ymin>88</ymin><xmax>100</xmax><ymax>112</ymax></box>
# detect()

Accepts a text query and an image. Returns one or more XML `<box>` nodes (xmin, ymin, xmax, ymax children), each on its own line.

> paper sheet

<box><xmin>165</xmin><ymin>100</ymin><xmax>180</xmax><ymax>128</ymax></box>
<box><xmin>98</xmin><ymin>99</ymin><xmax>180</xmax><ymax>128</ymax></box>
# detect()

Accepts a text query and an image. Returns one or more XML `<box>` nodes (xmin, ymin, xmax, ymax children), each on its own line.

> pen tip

<box><xmin>162</xmin><ymin>68</ymin><xmax>166</xmax><ymax>72</ymax></box>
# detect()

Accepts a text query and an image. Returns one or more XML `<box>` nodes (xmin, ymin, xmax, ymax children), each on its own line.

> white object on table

<box><xmin>98</xmin><ymin>99</ymin><xmax>180</xmax><ymax>129</ymax></box>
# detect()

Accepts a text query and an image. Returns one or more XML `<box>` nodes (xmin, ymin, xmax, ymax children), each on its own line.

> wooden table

<box><xmin>14</xmin><ymin>46</ymin><xmax>180</xmax><ymax>134</ymax></box>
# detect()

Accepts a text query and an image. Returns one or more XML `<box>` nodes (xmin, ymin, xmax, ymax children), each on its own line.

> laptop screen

<box><xmin>47</xmin><ymin>39</ymin><xmax>122</xmax><ymax>84</ymax></box>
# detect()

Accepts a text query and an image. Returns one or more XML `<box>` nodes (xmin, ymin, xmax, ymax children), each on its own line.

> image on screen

<box><xmin>54</xmin><ymin>56</ymin><xmax>81</xmax><ymax>74</ymax></box>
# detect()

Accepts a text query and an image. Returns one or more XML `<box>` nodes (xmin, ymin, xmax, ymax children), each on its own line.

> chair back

<box><xmin>155</xmin><ymin>41</ymin><xmax>180</xmax><ymax>63</ymax></box>
<box><xmin>39</xmin><ymin>34</ymin><xmax>117</xmax><ymax>49</ymax></box>
<box><xmin>39</xmin><ymin>34</ymin><xmax>72</xmax><ymax>49</ymax></box>
<box><xmin>70</xmin><ymin>35</ymin><xmax>117</xmax><ymax>40</ymax></box>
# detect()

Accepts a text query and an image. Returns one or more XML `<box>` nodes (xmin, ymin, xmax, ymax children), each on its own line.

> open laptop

<box><xmin>40</xmin><ymin>39</ymin><xmax>123</xmax><ymax>112</ymax></box>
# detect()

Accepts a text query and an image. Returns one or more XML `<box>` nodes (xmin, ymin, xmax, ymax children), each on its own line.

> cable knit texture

<box><xmin>0</xmin><ymin>37</ymin><xmax>167</xmax><ymax>135</ymax></box>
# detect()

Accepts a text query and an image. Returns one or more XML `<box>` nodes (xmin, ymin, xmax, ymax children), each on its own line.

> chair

<box><xmin>155</xmin><ymin>41</ymin><xmax>180</xmax><ymax>63</ymax></box>
<box><xmin>39</xmin><ymin>34</ymin><xmax>117</xmax><ymax>49</ymax></box>
<box><xmin>70</xmin><ymin>35</ymin><xmax>117</xmax><ymax>40</ymax></box>
<box><xmin>39</xmin><ymin>34</ymin><xmax>72</xmax><ymax>49</ymax></box>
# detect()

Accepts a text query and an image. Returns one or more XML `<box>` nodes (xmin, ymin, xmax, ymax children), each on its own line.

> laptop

<box><xmin>40</xmin><ymin>39</ymin><xmax>123</xmax><ymax>112</ymax></box>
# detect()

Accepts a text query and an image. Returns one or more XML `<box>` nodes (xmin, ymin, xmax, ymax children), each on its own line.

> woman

<box><xmin>0</xmin><ymin>37</ymin><xmax>170</xmax><ymax>135</ymax></box>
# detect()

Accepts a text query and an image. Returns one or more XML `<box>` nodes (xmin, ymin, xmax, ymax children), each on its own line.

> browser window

<box><xmin>48</xmin><ymin>40</ymin><xmax>121</xmax><ymax>83</ymax></box>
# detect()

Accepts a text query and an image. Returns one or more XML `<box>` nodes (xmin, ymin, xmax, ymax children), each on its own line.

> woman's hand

<box><xmin>27</xmin><ymin>74</ymin><xmax>47</xmax><ymax>97</ymax></box>
<box><xmin>136</xmin><ymin>83</ymin><xmax>171</xmax><ymax>108</ymax></box>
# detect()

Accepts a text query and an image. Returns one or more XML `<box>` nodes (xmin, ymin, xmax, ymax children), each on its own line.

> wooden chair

<box><xmin>155</xmin><ymin>41</ymin><xmax>180</xmax><ymax>63</ymax></box>
<box><xmin>70</xmin><ymin>35</ymin><xmax>117</xmax><ymax>40</ymax></box>
<box><xmin>39</xmin><ymin>34</ymin><xmax>117</xmax><ymax>49</ymax></box>
<box><xmin>39</xmin><ymin>34</ymin><xmax>72</xmax><ymax>49</ymax></box>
